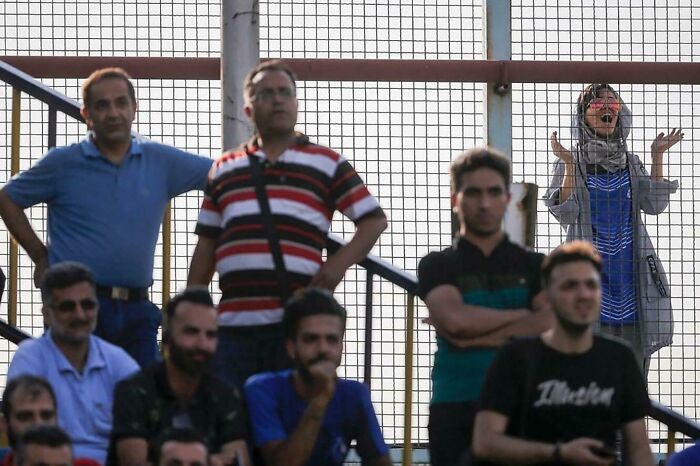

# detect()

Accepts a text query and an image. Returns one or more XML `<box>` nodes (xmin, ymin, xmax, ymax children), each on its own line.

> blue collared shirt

<box><xmin>4</xmin><ymin>135</ymin><xmax>212</xmax><ymax>287</ymax></box>
<box><xmin>8</xmin><ymin>330</ymin><xmax>139</xmax><ymax>464</ymax></box>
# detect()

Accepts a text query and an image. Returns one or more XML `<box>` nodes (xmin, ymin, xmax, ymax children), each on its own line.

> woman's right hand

<box><xmin>550</xmin><ymin>131</ymin><xmax>574</xmax><ymax>164</ymax></box>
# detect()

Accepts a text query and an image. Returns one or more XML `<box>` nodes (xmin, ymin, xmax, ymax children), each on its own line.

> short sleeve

<box><xmin>161</xmin><ymin>145</ymin><xmax>213</xmax><ymax>197</ymax></box>
<box><xmin>194</xmin><ymin>182</ymin><xmax>223</xmax><ymax>238</ymax></box>
<box><xmin>110</xmin><ymin>377</ymin><xmax>150</xmax><ymax>439</ymax></box>
<box><xmin>620</xmin><ymin>346</ymin><xmax>650</xmax><ymax>423</ymax></box>
<box><xmin>331</xmin><ymin>158</ymin><xmax>383</xmax><ymax>224</ymax></box>
<box><xmin>244</xmin><ymin>376</ymin><xmax>288</xmax><ymax>446</ymax></box>
<box><xmin>7</xmin><ymin>343</ymin><xmax>43</xmax><ymax>380</ymax></box>
<box><xmin>417</xmin><ymin>251</ymin><xmax>457</xmax><ymax>300</ymax></box>
<box><xmin>213</xmin><ymin>385</ymin><xmax>248</xmax><ymax>444</ymax></box>
<box><xmin>354</xmin><ymin>384</ymin><xmax>389</xmax><ymax>462</ymax></box>
<box><xmin>111</xmin><ymin>347</ymin><xmax>139</xmax><ymax>382</ymax></box>
<box><xmin>478</xmin><ymin>342</ymin><xmax>525</xmax><ymax>417</ymax></box>
<box><xmin>4</xmin><ymin>148</ymin><xmax>62</xmax><ymax>208</ymax></box>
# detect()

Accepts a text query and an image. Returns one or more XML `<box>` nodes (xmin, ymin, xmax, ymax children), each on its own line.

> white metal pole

<box><xmin>221</xmin><ymin>0</ymin><xmax>260</xmax><ymax>151</ymax></box>
<box><xmin>483</xmin><ymin>0</ymin><xmax>512</xmax><ymax>156</ymax></box>
<box><xmin>483</xmin><ymin>1</ymin><xmax>536</xmax><ymax>247</ymax></box>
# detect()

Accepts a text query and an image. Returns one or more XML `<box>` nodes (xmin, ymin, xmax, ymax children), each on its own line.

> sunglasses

<box><xmin>51</xmin><ymin>298</ymin><xmax>98</xmax><ymax>312</ymax></box>
<box><xmin>588</xmin><ymin>98</ymin><xmax>621</xmax><ymax>112</ymax></box>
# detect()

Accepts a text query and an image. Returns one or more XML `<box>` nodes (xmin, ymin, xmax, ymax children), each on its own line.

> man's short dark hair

<box><xmin>283</xmin><ymin>288</ymin><xmax>347</xmax><ymax>339</ymax></box>
<box><xmin>2</xmin><ymin>375</ymin><xmax>56</xmax><ymax>421</ymax></box>
<box><xmin>15</xmin><ymin>425</ymin><xmax>72</xmax><ymax>466</ymax></box>
<box><xmin>243</xmin><ymin>59</ymin><xmax>298</xmax><ymax>101</ymax></box>
<box><xmin>152</xmin><ymin>427</ymin><xmax>209</xmax><ymax>465</ymax></box>
<box><xmin>450</xmin><ymin>147</ymin><xmax>511</xmax><ymax>193</ymax></box>
<box><xmin>162</xmin><ymin>287</ymin><xmax>215</xmax><ymax>342</ymax></box>
<box><xmin>541</xmin><ymin>240</ymin><xmax>603</xmax><ymax>286</ymax></box>
<box><xmin>82</xmin><ymin>67</ymin><xmax>136</xmax><ymax>108</ymax></box>
<box><xmin>40</xmin><ymin>262</ymin><xmax>95</xmax><ymax>307</ymax></box>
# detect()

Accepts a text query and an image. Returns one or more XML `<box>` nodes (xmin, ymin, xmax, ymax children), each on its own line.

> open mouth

<box><xmin>600</xmin><ymin>114</ymin><xmax>614</xmax><ymax>123</ymax></box>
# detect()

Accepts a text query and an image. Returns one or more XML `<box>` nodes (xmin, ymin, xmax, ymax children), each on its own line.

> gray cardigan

<box><xmin>545</xmin><ymin>153</ymin><xmax>678</xmax><ymax>356</ymax></box>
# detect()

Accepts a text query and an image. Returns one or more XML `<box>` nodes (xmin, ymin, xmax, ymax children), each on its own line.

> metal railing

<box><xmin>1</xmin><ymin>57</ymin><xmax>699</xmax><ymax>464</ymax></box>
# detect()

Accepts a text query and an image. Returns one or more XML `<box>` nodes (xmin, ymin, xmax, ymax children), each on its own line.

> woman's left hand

<box><xmin>651</xmin><ymin>128</ymin><xmax>684</xmax><ymax>157</ymax></box>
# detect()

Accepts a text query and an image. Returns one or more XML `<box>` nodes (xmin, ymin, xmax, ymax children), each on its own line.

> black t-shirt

<box><xmin>417</xmin><ymin>236</ymin><xmax>544</xmax><ymax>403</ymax></box>
<box><xmin>417</xmin><ymin>235</ymin><xmax>544</xmax><ymax>306</ymax></box>
<box><xmin>479</xmin><ymin>335</ymin><xmax>649</xmax><ymax>448</ymax></box>
<box><xmin>107</xmin><ymin>362</ymin><xmax>247</xmax><ymax>465</ymax></box>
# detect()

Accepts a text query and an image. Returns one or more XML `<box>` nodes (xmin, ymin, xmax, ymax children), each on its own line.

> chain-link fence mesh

<box><xmin>1</xmin><ymin>0</ymin><xmax>699</xmax><ymax>457</ymax></box>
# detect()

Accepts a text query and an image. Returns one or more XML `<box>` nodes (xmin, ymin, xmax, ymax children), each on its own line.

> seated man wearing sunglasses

<box><xmin>8</xmin><ymin>262</ymin><xmax>139</xmax><ymax>465</ymax></box>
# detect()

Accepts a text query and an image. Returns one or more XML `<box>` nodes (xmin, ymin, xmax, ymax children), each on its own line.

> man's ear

<box><xmin>41</xmin><ymin>305</ymin><xmax>53</xmax><ymax>329</ymax></box>
<box><xmin>80</xmin><ymin>107</ymin><xmax>92</xmax><ymax>129</ymax></box>
<box><xmin>0</xmin><ymin>413</ymin><xmax>7</xmax><ymax>435</ymax></box>
<box><xmin>285</xmin><ymin>338</ymin><xmax>296</xmax><ymax>361</ymax></box>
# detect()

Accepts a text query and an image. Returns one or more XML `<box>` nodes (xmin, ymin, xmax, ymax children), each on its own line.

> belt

<box><xmin>96</xmin><ymin>285</ymin><xmax>149</xmax><ymax>301</ymax></box>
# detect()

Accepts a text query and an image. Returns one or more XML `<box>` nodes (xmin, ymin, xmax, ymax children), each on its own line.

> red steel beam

<box><xmin>3</xmin><ymin>56</ymin><xmax>700</xmax><ymax>84</ymax></box>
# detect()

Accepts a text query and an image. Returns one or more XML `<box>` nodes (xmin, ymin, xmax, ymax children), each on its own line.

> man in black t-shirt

<box><xmin>108</xmin><ymin>288</ymin><xmax>248</xmax><ymax>466</ymax></box>
<box><xmin>473</xmin><ymin>241</ymin><xmax>654</xmax><ymax>466</ymax></box>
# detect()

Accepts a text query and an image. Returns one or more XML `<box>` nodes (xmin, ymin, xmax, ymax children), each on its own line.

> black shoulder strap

<box><xmin>248</xmin><ymin>154</ymin><xmax>292</xmax><ymax>303</ymax></box>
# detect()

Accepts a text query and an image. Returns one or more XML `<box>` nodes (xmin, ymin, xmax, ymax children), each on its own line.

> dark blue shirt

<box><xmin>587</xmin><ymin>168</ymin><xmax>637</xmax><ymax>323</ymax></box>
<box><xmin>4</xmin><ymin>135</ymin><xmax>212</xmax><ymax>287</ymax></box>
<box><xmin>245</xmin><ymin>370</ymin><xmax>388</xmax><ymax>466</ymax></box>
<box><xmin>667</xmin><ymin>443</ymin><xmax>700</xmax><ymax>466</ymax></box>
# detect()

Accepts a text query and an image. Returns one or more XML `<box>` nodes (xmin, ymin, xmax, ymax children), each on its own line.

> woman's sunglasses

<box><xmin>588</xmin><ymin>98</ymin><xmax>621</xmax><ymax>112</ymax></box>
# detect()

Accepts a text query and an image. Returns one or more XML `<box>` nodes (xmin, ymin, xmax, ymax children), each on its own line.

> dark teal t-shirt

<box><xmin>418</xmin><ymin>236</ymin><xmax>543</xmax><ymax>404</ymax></box>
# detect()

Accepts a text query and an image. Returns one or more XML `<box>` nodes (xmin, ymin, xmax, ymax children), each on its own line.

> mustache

<box><xmin>69</xmin><ymin>319</ymin><xmax>92</xmax><ymax>327</ymax></box>
<box><xmin>188</xmin><ymin>349</ymin><xmax>213</xmax><ymax>359</ymax></box>
<box><xmin>309</xmin><ymin>354</ymin><xmax>329</xmax><ymax>365</ymax></box>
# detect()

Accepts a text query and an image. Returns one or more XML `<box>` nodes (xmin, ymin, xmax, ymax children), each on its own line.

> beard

<box><xmin>168</xmin><ymin>342</ymin><xmax>213</xmax><ymax>376</ymax></box>
<box><xmin>296</xmin><ymin>353</ymin><xmax>332</xmax><ymax>387</ymax></box>
<box><xmin>554</xmin><ymin>312</ymin><xmax>591</xmax><ymax>337</ymax></box>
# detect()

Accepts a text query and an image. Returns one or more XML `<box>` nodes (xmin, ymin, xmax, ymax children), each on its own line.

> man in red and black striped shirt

<box><xmin>188</xmin><ymin>60</ymin><xmax>387</xmax><ymax>390</ymax></box>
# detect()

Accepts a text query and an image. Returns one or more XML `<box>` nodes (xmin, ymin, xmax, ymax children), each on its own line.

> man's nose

<box><xmin>106</xmin><ymin>102</ymin><xmax>119</xmax><ymax>116</ymax></box>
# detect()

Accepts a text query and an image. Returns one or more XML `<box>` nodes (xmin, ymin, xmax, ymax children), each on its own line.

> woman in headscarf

<box><xmin>546</xmin><ymin>83</ymin><xmax>683</xmax><ymax>374</ymax></box>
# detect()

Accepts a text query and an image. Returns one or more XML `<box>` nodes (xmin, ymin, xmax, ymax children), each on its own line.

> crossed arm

<box><xmin>423</xmin><ymin>285</ymin><xmax>553</xmax><ymax>348</ymax></box>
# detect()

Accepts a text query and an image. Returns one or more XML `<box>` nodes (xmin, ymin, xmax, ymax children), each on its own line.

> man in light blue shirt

<box><xmin>8</xmin><ymin>262</ymin><xmax>139</xmax><ymax>465</ymax></box>
<box><xmin>0</xmin><ymin>67</ymin><xmax>212</xmax><ymax>367</ymax></box>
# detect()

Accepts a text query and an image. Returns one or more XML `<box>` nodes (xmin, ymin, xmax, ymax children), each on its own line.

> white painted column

<box><xmin>221</xmin><ymin>0</ymin><xmax>260</xmax><ymax>151</ymax></box>
<box><xmin>483</xmin><ymin>0</ymin><xmax>512</xmax><ymax>155</ymax></box>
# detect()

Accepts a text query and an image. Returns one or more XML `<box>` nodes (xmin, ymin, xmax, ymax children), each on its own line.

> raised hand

<box><xmin>308</xmin><ymin>359</ymin><xmax>338</xmax><ymax>402</ymax></box>
<box><xmin>651</xmin><ymin>128</ymin><xmax>684</xmax><ymax>157</ymax></box>
<box><xmin>550</xmin><ymin>131</ymin><xmax>574</xmax><ymax>164</ymax></box>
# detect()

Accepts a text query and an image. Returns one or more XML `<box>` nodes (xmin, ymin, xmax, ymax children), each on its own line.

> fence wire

<box><xmin>2</xmin><ymin>0</ymin><xmax>700</xmax><ymax>456</ymax></box>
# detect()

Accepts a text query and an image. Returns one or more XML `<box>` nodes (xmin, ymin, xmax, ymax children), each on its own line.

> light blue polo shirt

<box><xmin>4</xmin><ymin>135</ymin><xmax>212</xmax><ymax>287</ymax></box>
<box><xmin>8</xmin><ymin>330</ymin><xmax>139</xmax><ymax>464</ymax></box>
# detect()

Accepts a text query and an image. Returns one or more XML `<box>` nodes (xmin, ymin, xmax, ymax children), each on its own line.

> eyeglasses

<box><xmin>588</xmin><ymin>98</ymin><xmax>621</xmax><ymax>112</ymax></box>
<box><xmin>51</xmin><ymin>298</ymin><xmax>98</xmax><ymax>312</ymax></box>
<box><xmin>253</xmin><ymin>88</ymin><xmax>296</xmax><ymax>102</ymax></box>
